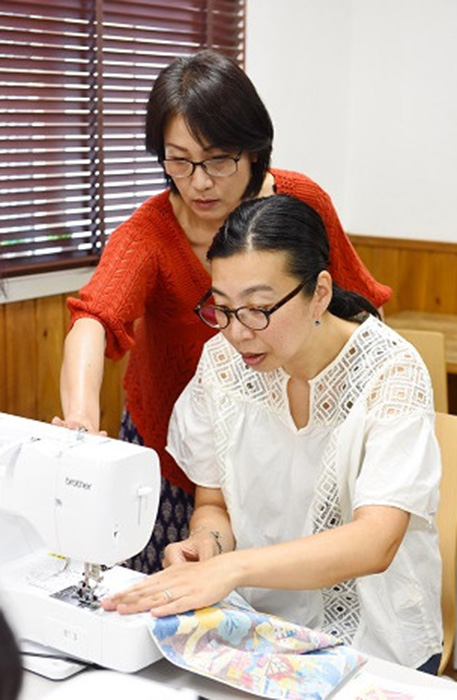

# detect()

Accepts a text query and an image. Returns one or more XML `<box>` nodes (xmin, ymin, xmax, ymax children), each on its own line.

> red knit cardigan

<box><xmin>68</xmin><ymin>169</ymin><xmax>391</xmax><ymax>493</ymax></box>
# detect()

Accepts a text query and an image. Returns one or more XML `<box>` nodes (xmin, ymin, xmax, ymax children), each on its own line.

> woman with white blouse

<box><xmin>103</xmin><ymin>195</ymin><xmax>443</xmax><ymax>673</ymax></box>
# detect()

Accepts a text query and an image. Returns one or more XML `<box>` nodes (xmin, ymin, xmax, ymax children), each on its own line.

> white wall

<box><xmin>246</xmin><ymin>0</ymin><xmax>457</xmax><ymax>242</ymax></box>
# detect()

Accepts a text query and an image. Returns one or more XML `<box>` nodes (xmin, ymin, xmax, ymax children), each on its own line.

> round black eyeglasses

<box><xmin>163</xmin><ymin>150</ymin><xmax>243</xmax><ymax>179</ymax></box>
<box><xmin>194</xmin><ymin>283</ymin><xmax>306</xmax><ymax>331</ymax></box>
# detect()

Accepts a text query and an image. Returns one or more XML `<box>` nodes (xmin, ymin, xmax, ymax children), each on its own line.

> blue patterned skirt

<box><xmin>119</xmin><ymin>408</ymin><xmax>194</xmax><ymax>574</ymax></box>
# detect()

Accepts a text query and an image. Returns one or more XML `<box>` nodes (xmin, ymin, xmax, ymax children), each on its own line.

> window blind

<box><xmin>0</xmin><ymin>0</ymin><xmax>245</xmax><ymax>275</ymax></box>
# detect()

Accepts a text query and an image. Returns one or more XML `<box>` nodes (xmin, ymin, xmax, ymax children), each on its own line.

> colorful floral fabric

<box><xmin>148</xmin><ymin>592</ymin><xmax>365</xmax><ymax>700</ymax></box>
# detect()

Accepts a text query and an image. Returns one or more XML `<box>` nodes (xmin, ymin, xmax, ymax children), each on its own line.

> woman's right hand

<box><xmin>58</xmin><ymin>317</ymin><xmax>107</xmax><ymax>435</ymax></box>
<box><xmin>51</xmin><ymin>415</ymin><xmax>107</xmax><ymax>436</ymax></box>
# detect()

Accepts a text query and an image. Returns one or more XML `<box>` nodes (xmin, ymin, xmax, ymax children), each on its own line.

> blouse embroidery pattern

<box><xmin>194</xmin><ymin>317</ymin><xmax>432</xmax><ymax>644</ymax></box>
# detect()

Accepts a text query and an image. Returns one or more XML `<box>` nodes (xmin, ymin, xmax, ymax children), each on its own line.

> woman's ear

<box><xmin>313</xmin><ymin>271</ymin><xmax>332</xmax><ymax>315</ymax></box>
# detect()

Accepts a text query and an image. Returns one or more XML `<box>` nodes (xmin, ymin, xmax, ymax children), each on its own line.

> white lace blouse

<box><xmin>167</xmin><ymin>315</ymin><xmax>442</xmax><ymax>668</ymax></box>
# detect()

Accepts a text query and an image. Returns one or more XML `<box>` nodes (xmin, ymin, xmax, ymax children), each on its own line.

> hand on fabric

<box><xmin>101</xmin><ymin>556</ymin><xmax>237</xmax><ymax>617</ymax></box>
<box><xmin>51</xmin><ymin>415</ymin><xmax>108</xmax><ymax>437</ymax></box>
<box><xmin>163</xmin><ymin>528</ymin><xmax>221</xmax><ymax>566</ymax></box>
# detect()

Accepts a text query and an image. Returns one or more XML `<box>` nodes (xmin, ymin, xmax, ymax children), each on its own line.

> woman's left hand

<box><xmin>101</xmin><ymin>555</ymin><xmax>237</xmax><ymax>617</ymax></box>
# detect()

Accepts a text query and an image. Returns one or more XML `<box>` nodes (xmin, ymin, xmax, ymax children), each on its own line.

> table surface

<box><xmin>386</xmin><ymin>310</ymin><xmax>457</xmax><ymax>374</ymax></box>
<box><xmin>20</xmin><ymin>655</ymin><xmax>457</xmax><ymax>700</ymax></box>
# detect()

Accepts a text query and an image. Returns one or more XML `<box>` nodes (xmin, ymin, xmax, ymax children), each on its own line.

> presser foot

<box><xmin>75</xmin><ymin>562</ymin><xmax>105</xmax><ymax>606</ymax></box>
<box><xmin>48</xmin><ymin>562</ymin><xmax>108</xmax><ymax>609</ymax></box>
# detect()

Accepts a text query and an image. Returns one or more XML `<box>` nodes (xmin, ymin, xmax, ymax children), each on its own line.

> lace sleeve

<box><xmin>366</xmin><ymin>345</ymin><xmax>434</xmax><ymax>420</ymax></box>
<box><xmin>353</xmin><ymin>346</ymin><xmax>440</xmax><ymax>521</ymax></box>
<box><xmin>166</xmin><ymin>352</ymin><xmax>221</xmax><ymax>488</ymax></box>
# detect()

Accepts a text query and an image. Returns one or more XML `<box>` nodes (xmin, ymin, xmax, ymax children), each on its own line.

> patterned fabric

<box><xmin>148</xmin><ymin>591</ymin><xmax>365</xmax><ymax>700</ymax></box>
<box><xmin>66</xmin><ymin>169</ymin><xmax>391</xmax><ymax>494</ymax></box>
<box><xmin>120</xmin><ymin>409</ymin><xmax>194</xmax><ymax>574</ymax></box>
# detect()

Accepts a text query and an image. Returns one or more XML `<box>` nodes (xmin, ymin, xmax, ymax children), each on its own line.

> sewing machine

<box><xmin>0</xmin><ymin>412</ymin><xmax>163</xmax><ymax>677</ymax></box>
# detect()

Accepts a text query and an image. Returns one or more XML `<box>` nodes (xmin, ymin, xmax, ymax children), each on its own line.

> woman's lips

<box><xmin>192</xmin><ymin>198</ymin><xmax>219</xmax><ymax>210</ymax></box>
<box><xmin>241</xmin><ymin>352</ymin><xmax>266</xmax><ymax>367</ymax></box>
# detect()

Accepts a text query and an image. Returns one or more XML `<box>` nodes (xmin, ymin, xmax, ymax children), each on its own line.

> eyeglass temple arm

<box><xmin>194</xmin><ymin>289</ymin><xmax>214</xmax><ymax>311</ymax></box>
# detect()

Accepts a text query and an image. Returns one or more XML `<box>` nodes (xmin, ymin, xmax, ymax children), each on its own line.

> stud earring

<box><xmin>314</xmin><ymin>319</ymin><xmax>321</xmax><ymax>327</ymax></box>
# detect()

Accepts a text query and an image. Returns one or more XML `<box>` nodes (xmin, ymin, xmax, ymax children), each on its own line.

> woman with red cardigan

<box><xmin>54</xmin><ymin>50</ymin><xmax>391</xmax><ymax>574</ymax></box>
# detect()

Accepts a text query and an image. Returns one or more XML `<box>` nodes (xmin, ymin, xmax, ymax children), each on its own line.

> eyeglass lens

<box><xmin>198</xmin><ymin>306</ymin><xmax>269</xmax><ymax>330</ymax></box>
<box><xmin>164</xmin><ymin>155</ymin><xmax>239</xmax><ymax>178</ymax></box>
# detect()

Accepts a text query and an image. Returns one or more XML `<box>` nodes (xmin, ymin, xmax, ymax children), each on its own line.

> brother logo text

<box><xmin>65</xmin><ymin>477</ymin><xmax>92</xmax><ymax>491</ymax></box>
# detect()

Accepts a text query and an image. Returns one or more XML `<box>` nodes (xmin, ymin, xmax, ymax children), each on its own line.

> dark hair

<box><xmin>208</xmin><ymin>195</ymin><xmax>380</xmax><ymax>321</ymax></box>
<box><xmin>145</xmin><ymin>50</ymin><xmax>274</xmax><ymax>199</ymax></box>
<box><xmin>0</xmin><ymin>610</ymin><xmax>23</xmax><ymax>700</ymax></box>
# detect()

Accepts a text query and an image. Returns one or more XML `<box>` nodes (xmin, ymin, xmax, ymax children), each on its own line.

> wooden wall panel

<box><xmin>350</xmin><ymin>236</ymin><xmax>457</xmax><ymax>316</ymax></box>
<box><xmin>100</xmin><ymin>356</ymin><xmax>127</xmax><ymax>439</ymax></box>
<box><xmin>4</xmin><ymin>300</ymin><xmax>38</xmax><ymax>418</ymax></box>
<box><xmin>35</xmin><ymin>294</ymin><xmax>66</xmax><ymax>422</ymax></box>
<box><xmin>0</xmin><ymin>305</ymin><xmax>5</xmax><ymax>411</ymax></box>
<box><xmin>427</xmin><ymin>252</ymin><xmax>457</xmax><ymax>313</ymax></box>
<box><xmin>0</xmin><ymin>292</ymin><xmax>127</xmax><ymax>435</ymax></box>
<box><xmin>396</xmin><ymin>249</ymin><xmax>430</xmax><ymax>312</ymax></box>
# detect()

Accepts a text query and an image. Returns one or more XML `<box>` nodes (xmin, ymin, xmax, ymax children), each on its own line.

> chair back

<box><xmin>395</xmin><ymin>328</ymin><xmax>448</xmax><ymax>413</ymax></box>
<box><xmin>435</xmin><ymin>411</ymin><xmax>457</xmax><ymax>674</ymax></box>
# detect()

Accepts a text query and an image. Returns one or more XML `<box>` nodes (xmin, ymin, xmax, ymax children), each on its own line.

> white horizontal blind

<box><xmin>0</xmin><ymin>0</ymin><xmax>245</xmax><ymax>275</ymax></box>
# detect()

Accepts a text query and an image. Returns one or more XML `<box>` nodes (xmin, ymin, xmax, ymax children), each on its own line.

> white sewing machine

<box><xmin>0</xmin><ymin>412</ymin><xmax>163</xmax><ymax>677</ymax></box>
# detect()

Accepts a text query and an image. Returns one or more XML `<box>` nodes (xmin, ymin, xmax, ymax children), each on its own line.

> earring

<box><xmin>314</xmin><ymin>319</ymin><xmax>321</xmax><ymax>327</ymax></box>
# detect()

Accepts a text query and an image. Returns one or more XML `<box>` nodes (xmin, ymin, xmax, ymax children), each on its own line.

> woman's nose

<box><xmin>190</xmin><ymin>164</ymin><xmax>213</xmax><ymax>189</ymax></box>
<box><xmin>225</xmin><ymin>315</ymin><xmax>256</xmax><ymax>342</ymax></box>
